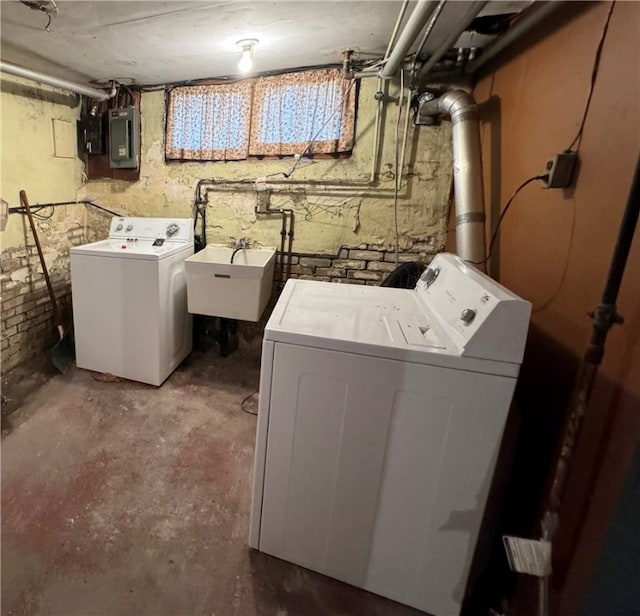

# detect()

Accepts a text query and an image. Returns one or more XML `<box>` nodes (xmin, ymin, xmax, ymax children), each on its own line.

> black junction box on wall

<box><xmin>77</xmin><ymin>113</ymin><xmax>106</xmax><ymax>155</ymax></box>
<box><xmin>544</xmin><ymin>151</ymin><xmax>579</xmax><ymax>189</ymax></box>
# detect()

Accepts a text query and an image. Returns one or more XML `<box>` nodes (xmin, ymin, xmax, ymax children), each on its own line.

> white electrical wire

<box><xmin>398</xmin><ymin>62</ymin><xmax>413</xmax><ymax>193</ymax></box>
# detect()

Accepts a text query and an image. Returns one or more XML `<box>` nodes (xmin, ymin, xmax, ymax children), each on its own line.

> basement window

<box><xmin>165</xmin><ymin>68</ymin><xmax>356</xmax><ymax>162</ymax></box>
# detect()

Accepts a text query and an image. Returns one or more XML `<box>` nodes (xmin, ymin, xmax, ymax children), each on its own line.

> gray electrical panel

<box><xmin>109</xmin><ymin>107</ymin><xmax>140</xmax><ymax>169</ymax></box>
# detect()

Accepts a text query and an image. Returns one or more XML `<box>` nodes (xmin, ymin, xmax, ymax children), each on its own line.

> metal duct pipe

<box><xmin>465</xmin><ymin>1</ymin><xmax>567</xmax><ymax>75</ymax></box>
<box><xmin>420</xmin><ymin>90</ymin><xmax>486</xmax><ymax>266</ymax></box>
<box><xmin>379</xmin><ymin>0</ymin><xmax>439</xmax><ymax>79</ymax></box>
<box><xmin>0</xmin><ymin>60</ymin><xmax>114</xmax><ymax>101</ymax></box>
<box><xmin>416</xmin><ymin>0</ymin><xmax>488</xmax><ymax>83</ymax></box>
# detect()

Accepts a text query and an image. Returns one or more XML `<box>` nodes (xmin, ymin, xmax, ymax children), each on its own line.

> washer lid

<box><xmin>264</xmin><ymin>279</ymin><xmax>521</xmax><ymax>377</ymax></box>
<box><xmin>70</xmin><ymin>239</ymin><xmax>191</xmax><ymax>260</ymax></box>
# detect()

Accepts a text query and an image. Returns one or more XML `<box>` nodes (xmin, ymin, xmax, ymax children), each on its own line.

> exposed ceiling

<box><xmin>0</xmin><ymin>0</ymin><xmax>531</xmax><ymax>87</ymax></box>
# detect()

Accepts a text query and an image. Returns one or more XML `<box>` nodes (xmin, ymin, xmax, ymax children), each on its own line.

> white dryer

<box><xmin>249</xmin><ymin>253</ymin><xmax>531</xmax><ymax>616</ymax></box>
<box><xmin>70</xmin><ymin>217</ymin><xmax>194</xmax><ymax>386</ymax></box>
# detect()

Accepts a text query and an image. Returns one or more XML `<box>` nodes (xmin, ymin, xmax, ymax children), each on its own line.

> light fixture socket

<box><xmin>236</xmin><ymin>38</ymin><xmax>258</xmax><ymax>74</ymax></box>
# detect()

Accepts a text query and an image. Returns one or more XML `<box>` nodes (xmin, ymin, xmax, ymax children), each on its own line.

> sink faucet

<box><xmin>230</xmin><ymin>237</ymin><xmax>251</xmax><ymax>263</ymax></box>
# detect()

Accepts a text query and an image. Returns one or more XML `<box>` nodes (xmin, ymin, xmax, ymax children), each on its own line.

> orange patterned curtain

<box><xmin>250</xmin><ymin>68</ymin><xmax>356</xmax><ymax>156</ymax></box>
<box><xmin>165</xmin><ymin>68</ymin><xmax>355</xmax><ymax>161</ymax></box>
<box><xmin>165</xmin><ymin>82</ymin><xmax>253</xmax><ymax>161</ymax></box>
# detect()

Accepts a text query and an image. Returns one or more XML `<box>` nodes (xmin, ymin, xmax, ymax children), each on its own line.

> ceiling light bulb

<box><xmin>238</xmin><ymin>48</ymin><xmax>253</xmax><ymax>73</ymax></box>
<box><xmin>237</xmin><ymin>39</ymin><xmax>258</xmax><ymax>74</ymax></box>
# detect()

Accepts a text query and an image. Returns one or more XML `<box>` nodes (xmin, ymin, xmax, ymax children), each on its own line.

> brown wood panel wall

<box><xmin>448</xmin><ymin>2</ymin><xmax>640</xmax><ymax>614</ymax></box>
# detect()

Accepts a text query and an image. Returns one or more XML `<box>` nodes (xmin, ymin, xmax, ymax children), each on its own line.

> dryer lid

<box><xmin>265</xmin><ymin>253</ymin><xmax>532</xmax><ymax>372</ymax></box>
<box><xmin>267</xmin><ymin>279</ymin><xmax>448</xmax><ymax>350</ymax></box>
<box><xmin>264</xmin><ymin>279</ymin><xmax>523</xmax><ymax>377</ymax></box>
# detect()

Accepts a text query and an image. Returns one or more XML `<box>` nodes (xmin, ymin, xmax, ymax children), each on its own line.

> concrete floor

<box><xmin>1</xmin><ymin>342</ymin><xmax>425</xmax><ymax>616</ymax></box>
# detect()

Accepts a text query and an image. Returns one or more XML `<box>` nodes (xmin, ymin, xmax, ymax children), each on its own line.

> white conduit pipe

<box><xmin>398</xmin><ymin>72</ymin><xmax>412</xmax><ymax>191</ymax></box>
<box><xmin>370</xmin><ymin>78</ymin><xmax>383</xmax><ymax>182</ymax></box>
<box><xmin>379</xmin><ymin>0</ymin><xmax>439</xmax><ymax>79</ymax></box>
<box><xmin>420</xmin><ymin>90</ymin><xmax>487</xmax><ymax>267</ymax></box>
<box><xmin>414</xmin><ymin>0</ymin><xmax>447</xmax><ymax>60</ymax></box>
<box><xmin>371</xmin><ymin>0</ymin><xmax>411</xmax><ymax>182</ymax></box>
<box><xmin>385</xmin><ymin>0</ymin><xmax>412</xmax><ymax>61</ymax></box>
<box><xmin>0</xmin><ymin>61</ymin><xmax>114</xmax><ymax>101</ymax></box>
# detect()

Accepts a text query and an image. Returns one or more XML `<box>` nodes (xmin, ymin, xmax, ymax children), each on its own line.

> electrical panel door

<box><xmin>109</xmin><ymin>107</ymin><xmax>139</xmax><ymax>169</ymax></box>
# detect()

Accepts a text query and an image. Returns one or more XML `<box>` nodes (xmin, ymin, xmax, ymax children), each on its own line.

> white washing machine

<box><xmin>70</xmin><ymin>217</ymin><xmax>194</xmax><ymax>386</ymax></box>
<box><xmin>249</xmin><ymin>252</ymin><xmax>531</xmax><ymax>616</ymax></box>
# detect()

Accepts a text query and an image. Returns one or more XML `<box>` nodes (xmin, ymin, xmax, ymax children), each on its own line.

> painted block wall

<box><xmin>81</xmin><ymin>78</ymin><xmax>453</xmax><ymax>260</ymax></box>
<box><xmin>1</xmin><ymin>75</ymin><xmax>454</xmax><ymax>371</ymax></box>
<box><xmin>0</xmin><ymin>74</ymin><xmax>110</xmax><ymax>371</ymax></box>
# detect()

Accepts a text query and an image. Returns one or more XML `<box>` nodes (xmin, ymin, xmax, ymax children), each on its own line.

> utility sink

<box><xmin>185</xmin><ymin>245</ymin><xmax>276</xmax><ymax>321</ymax></box>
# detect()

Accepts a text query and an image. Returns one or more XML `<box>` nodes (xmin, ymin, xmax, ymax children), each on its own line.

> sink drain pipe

<box><xmin>417</xmin><ymin>90</ymin><xmax>487</xmax><ymax>267</ymax></box>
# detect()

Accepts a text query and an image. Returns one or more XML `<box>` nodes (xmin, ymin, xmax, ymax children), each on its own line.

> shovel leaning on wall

<box><xmin>19</xmin><ymin>190</ymin><xmax>74</xmax><ymax>374</ymax></box>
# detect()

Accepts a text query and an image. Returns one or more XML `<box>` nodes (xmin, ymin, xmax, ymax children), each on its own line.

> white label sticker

<box><xmin>503</xmin><ymin>536</ymin><xmax>552</xmax><ymax>577</ymax></box>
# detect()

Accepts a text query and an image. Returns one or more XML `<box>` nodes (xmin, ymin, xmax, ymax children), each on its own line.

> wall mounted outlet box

<box><xmin>544</xmin><ymin>151</ymin><xmax>578</xmax><ymax>189</ymax></box>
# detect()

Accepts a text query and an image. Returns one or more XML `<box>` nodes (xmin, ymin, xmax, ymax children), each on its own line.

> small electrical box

<box><xmin>109</xmin><ymin>106</ymin><xmax>140</xmax><ymax>169</ymax></box>
<box><xmin>544</xmin><ymin>151</ymin><xmax>578</xmax><ymax>189</ymax></box>
<box><xmin>77</xmin><ymin>113</ymin><xmax>106</xmax><ymax>155</ymax></box>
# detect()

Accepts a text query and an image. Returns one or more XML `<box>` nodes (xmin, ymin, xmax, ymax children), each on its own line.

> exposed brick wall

<box><xmin>2</xmin><ymin>223</ymin><xmax>440</xmax><ymax>368</ymax></box>
<box><xmin>1</xmin><ymin>207</ymin><xmax>110</xmax><ymax>371</ymax></box>
<box><xmin>286</xmin><ymin>239</ymin><xmax>440</xmax><ymax>286</ymax></box>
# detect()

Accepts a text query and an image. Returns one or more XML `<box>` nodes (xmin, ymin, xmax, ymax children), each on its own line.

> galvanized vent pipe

<box><xmin>418</xmin><ymin>90</ymin><xmax>487</xmax><ymax>266</ymax></box>
<box><xmin>0</xmin><ymin>60</ymin><xmax>114</xmax><ymax>101</ymax></box>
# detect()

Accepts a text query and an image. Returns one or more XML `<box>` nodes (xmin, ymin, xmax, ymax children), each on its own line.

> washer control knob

<box><xmin>423</xmin><ymin>266</ymin><xmax>440</xmax><ymax>287</ymax></box>
<box><xmin>125</xmin><ymin>224</ymin><xmax>134</xmax><ymax>232</ymax></box>
<box><xmin>460</xmin><ymin>308</ymin><xmax>477</xmax><ymax>324</ymax></box>
<box><xmin>115</xmin><ymin>223</ymin><xmax>123</xmax><ymax>231</ymax></box>
<box><xmin>166</xmin><ymin>223</ymin><xmax>179</xmax><ymax>237</ymax></box>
